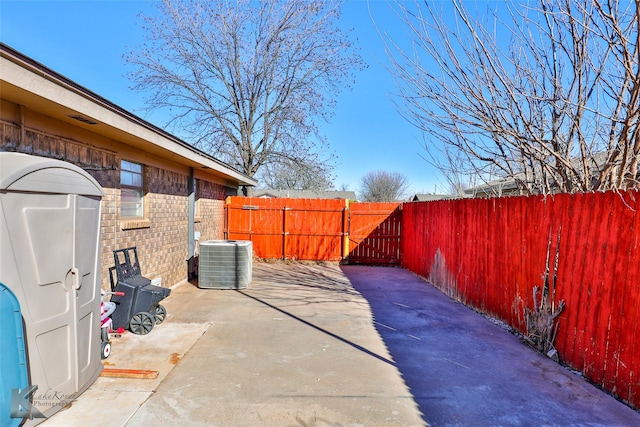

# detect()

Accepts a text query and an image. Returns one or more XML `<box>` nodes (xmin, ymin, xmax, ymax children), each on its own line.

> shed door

<box><xmin>74</xmin><ymin>195</ymin><xmax>102</xmax><ymax>388</ymax></box>
<box><xmin>1</xmin><ymin>192</ymin><xmax>101</xmax><ymax>413</ymax></box>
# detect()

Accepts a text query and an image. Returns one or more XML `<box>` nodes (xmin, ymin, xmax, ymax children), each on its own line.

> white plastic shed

<box><xmin>0</xmin><ymin>152</ymin><xmax>104</xmax><ymax>424</ymax></box>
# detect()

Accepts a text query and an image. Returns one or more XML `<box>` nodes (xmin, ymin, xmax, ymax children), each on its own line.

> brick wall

<box><xmin>1</xmin><ymin>120</ymin><xmax>233</xmax><ymax>290</ymax></box>
<box><xmin>196</xmin><ymin>179</ymin><xmax>227</xmax><ymax>242</ymax></box>
<box><xmin>141</xmin><ymin>167</ymin><xmax>188</xmax><ymax>287</ymax></box>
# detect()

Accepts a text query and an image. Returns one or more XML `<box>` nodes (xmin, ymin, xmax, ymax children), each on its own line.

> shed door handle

<box><xmin>70</xmin><ymin>267</ymin><xmax>81</xmax><ymax>290</ymax></box>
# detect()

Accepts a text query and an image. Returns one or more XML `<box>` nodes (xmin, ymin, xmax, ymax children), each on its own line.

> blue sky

<box><xmin>0</xmin><ymin>0</ymin><xmax>445</xmax><ymax>196</ymax></box>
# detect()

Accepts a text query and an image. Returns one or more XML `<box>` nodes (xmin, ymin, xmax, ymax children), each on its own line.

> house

<box><xmin>463</xmin><ymin>152</ymin><xmax>617</xmax><ymax>197</ymax></box>
<box><xmin>253</xmin><ymin>189</ymin><xmax>357</xmax><ymax>200</ymax></box>
<box><xmin>0</xmin><ymin>43</ymin><xmax>257</xmax><ymax>289</ymax></box>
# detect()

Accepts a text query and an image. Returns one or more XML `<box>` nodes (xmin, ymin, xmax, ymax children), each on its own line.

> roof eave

<box><xmin>0</xmin><ymin>42</ymin><xmax>257</xmax><ymax>187</ymax></box>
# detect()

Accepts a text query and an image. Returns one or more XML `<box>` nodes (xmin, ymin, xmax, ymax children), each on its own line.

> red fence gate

<box><xmin>348</xmin><ymin>202</ymin><xmax>401</xmax><ymax>265</ymax></box>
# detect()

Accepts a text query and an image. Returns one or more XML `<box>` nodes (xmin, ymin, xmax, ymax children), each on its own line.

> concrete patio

<box><xmin>42</xmin><ymin>263</ymin><xmax>640</xmax><ymax>426</ymax></box>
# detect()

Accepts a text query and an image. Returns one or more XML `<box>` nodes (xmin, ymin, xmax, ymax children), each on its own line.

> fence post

<box><xmin>342</xmin><ymin>199</ymin><xmax>350</xmax><ymax>260</ymax></box>
<box><xmin>282</xmin><ymin>206</ymin><xmax>289</xmax><ymax>260</ymax></box>
<box><xmin>224</xmin><ymin>196</ymin><xmax>230</xmax><ymax>240</ymax></box>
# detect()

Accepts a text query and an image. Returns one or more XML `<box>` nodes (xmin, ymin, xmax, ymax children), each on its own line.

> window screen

<box><xmin>120</xmin><ymin>160</ymin><xmax>143</xmax><ymax>217</ymax></box>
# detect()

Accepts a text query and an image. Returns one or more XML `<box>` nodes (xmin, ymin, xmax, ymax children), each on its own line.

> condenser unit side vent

<box><xmin>198</xmin><ymin>240</ymin><xmax>252</xmax><ymax>289</ymax></box>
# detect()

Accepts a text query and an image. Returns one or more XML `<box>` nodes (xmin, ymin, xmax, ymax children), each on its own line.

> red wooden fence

<box><xmin>402</xmin><ymin>191</ymin><xmax>640</xmax><ymax>409</ymax></box>
<box><xmin>225</xmin><ymin>192</ymin><xmax>640</xmax><ymax>408</ymax></box>
<box><xmin>225</xmin><ymin>198</ymin><xmax>401</xmax><ymax>264</ymax></box>
<box><xmin>225</xmin><ymin>197</ymin><xmax>348</xmax><ymax>261</ymax></box>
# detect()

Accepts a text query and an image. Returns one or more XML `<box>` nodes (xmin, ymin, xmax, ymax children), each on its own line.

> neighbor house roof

<box><xmin>253</xmin><ymin>189</ymin><xmax>357</xmax><ymax>200</ymax></box>
<box><xmin>0</xmin><ymin>42</ymin><xmax>257</xmax><ymax>188</ymax></box>
<box><xmin>464</xmin><ymin>151</ymin><xmax>614</xmax><ymax>197</ymax></box>
<box><xmin>463</xmin><ymin>177</ymin><xmax>521</xmax><ymax>197</ymax></box>
<box><xmin>410</xmin><ymin>194</ymin><xmax>452</xmax><ymax>202</ymax></box>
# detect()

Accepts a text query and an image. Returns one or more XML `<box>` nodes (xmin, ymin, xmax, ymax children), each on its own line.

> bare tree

<box><xmin>338</xmin><ymin>182</ymin><xmax>351</xmax><ymax>191</ymax></box>
<box><xmin>258</xmin><ymin>156</ymin><xmax>335</xmax><ymax>191</ymax></box>
<box><xmin>359</xmin><ymin>170</ymin><xmax>409</xmax><ymax>201</ymax></box>
<box><xmin>126</xmin><ymin>0</ymin><xmax>363</xmax><ymax>179</ymax></box>
<box><xmin>383</xmin><ymin>0</ymin><xmax>640</xmax><ymax>195</ymax></box>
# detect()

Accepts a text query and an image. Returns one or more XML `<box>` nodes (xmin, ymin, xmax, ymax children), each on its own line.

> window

<box><xmin>120</xmin><ymin>160</ymin><xmax>144</xmax><ymax>217</ymax></box>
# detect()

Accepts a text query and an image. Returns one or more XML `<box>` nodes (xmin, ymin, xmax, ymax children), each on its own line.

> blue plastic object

<box><xmin>0</xmin><ymin>283</ymin><xmax>29</xmax><ymax>427</ymax></box>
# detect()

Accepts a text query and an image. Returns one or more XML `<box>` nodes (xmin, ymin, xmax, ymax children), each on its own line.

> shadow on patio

<box><xmin>341</xmin><ymin>265</ymin><xmax>640</xmax><ymax>427</ymax></box>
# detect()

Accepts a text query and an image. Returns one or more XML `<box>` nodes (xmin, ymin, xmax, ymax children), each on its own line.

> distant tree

<box><xmin>126</xmin><ymin>0</ymin><xmax>363</xmax><ymax>179</ymax></box>
<box><xmin>258</xmin><ymin>156</ymin><xmax>335</xmax><ymax>191</ymax></box>
<box><xmin>384</xmin><ymin>0</ymin><xmax>640</xmax><ymax>195</ymax></box>
<box><xmin>359</xmin><ymin>170</ymin><xmax>409</xmax><ymax>201</ymax></box>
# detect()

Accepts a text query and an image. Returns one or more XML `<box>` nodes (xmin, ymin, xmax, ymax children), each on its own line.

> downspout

<box><xmin>187</xmin><ymin>167</ymin><xmax>196</xmax><ymax>278</ymax></box>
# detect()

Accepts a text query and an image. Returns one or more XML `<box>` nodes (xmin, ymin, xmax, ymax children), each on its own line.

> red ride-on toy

<box><xmin>100</xmin><ymin>290</ymin><xmax>125</xmax><ymax>359</ymax></box>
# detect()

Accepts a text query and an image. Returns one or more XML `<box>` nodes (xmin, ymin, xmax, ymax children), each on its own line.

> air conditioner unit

<box><xmin>198</xmin><ymin>240</ymin><xmax>252</xmax><ymax>289</ymax></box>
